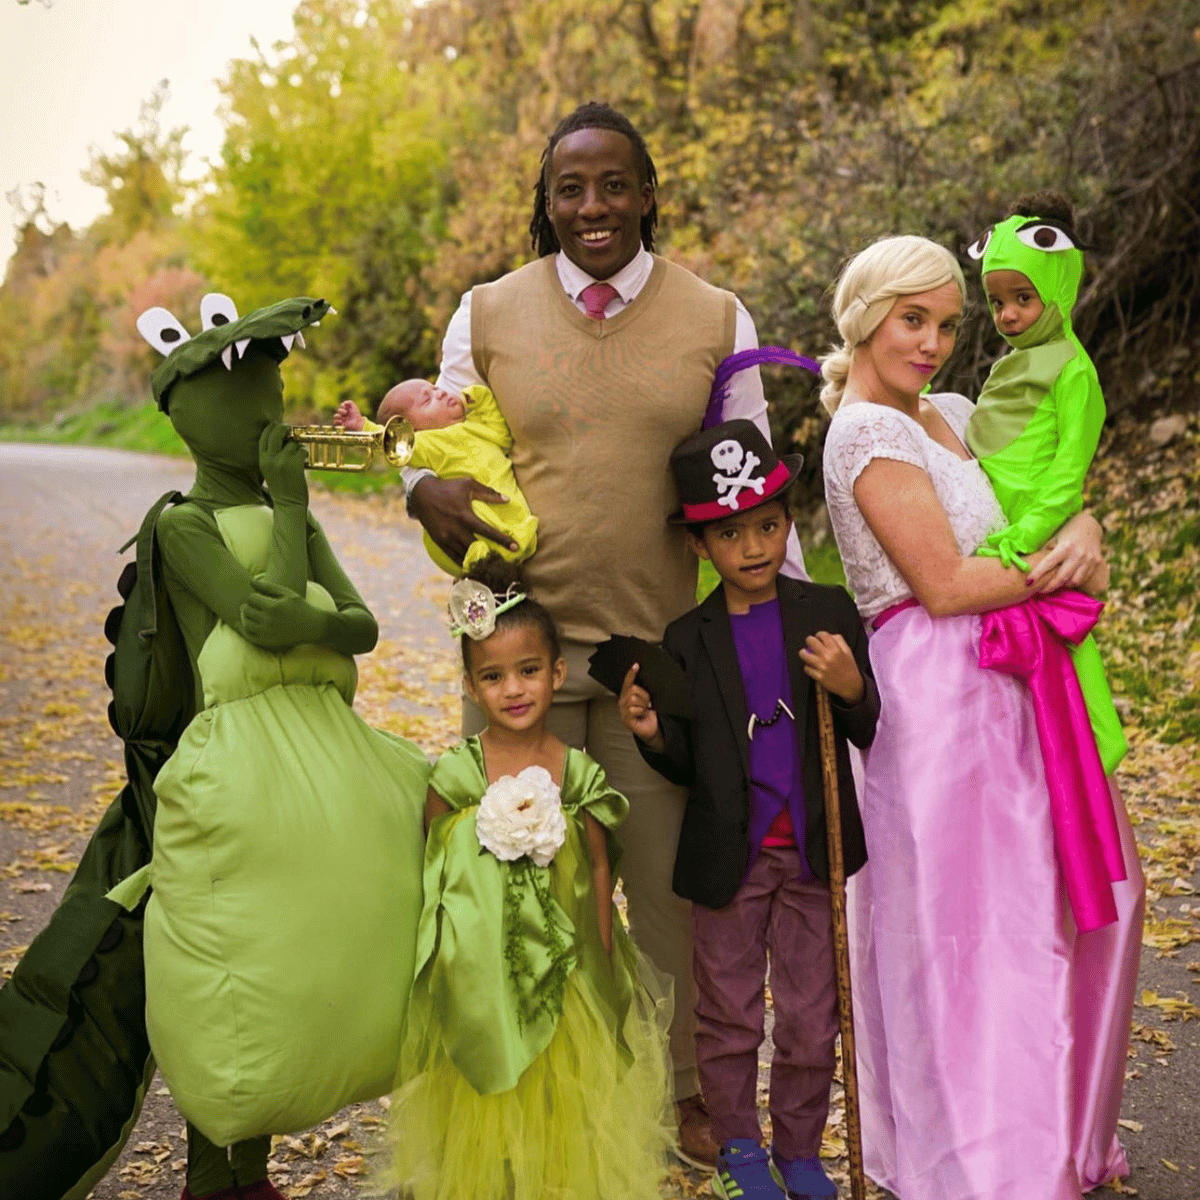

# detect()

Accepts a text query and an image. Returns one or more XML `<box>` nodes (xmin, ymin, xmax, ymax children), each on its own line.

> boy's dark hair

<box><xmin>529</xmin><ymin>102</ymin><xmax>659</xmax><ymax>258</ymax></box>
<box><xmin>1011</xmin><ymin>190</ymin><xmax>1076</xmax><ymax>229</ymax></box>
<box><xmin>460</xmin><ymin>555</ymin><xmax>562</xmax><ymax>669</ymax></box>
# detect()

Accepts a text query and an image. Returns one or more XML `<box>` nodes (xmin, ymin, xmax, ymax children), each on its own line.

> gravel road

<box><xmin>0</xmin><ymin>443</ymin><xmax>1195</xmax><ymax>1200</ymax></box>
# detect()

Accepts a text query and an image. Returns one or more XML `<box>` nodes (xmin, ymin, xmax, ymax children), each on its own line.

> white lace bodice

<box><xmin>823</xmin><ymin>393</ymin><xmax>1005</xmax><ymax>619</ymax></box>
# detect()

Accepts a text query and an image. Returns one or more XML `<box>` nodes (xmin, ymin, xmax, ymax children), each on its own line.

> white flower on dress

<box><xmin>476</xmin><ymin>766</ymin><xmax>567</xmax><ymax>868</ymax></box>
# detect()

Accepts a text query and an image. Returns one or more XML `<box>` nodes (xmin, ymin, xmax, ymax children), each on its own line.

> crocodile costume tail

<box><xmin>0</xmin><ymin>492</ymin><xmax>192</xmax><ymax>1200</ymax></box>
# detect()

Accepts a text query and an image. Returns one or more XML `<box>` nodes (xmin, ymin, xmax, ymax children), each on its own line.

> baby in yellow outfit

<box><xmin>335</xmin><ymin>381</ymin><xmax>537</xmax><ymax>576</ymax></box>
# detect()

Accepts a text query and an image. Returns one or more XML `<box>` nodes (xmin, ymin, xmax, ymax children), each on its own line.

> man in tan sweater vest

<box><xmin>405</xmin><ymin>103</ymin><xmax>808</xmax><ymax>1171</ymax></box>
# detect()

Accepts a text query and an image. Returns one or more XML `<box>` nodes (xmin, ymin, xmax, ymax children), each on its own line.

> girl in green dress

<box><xmin>388</xmin><ymin>559</ymin><xmax>673</xmax><ymax>1200</ymax></box>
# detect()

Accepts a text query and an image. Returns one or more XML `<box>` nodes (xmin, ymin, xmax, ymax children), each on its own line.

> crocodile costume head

<box><xmin>137</xmin><ymin>294</ymin><xmax>331</xmax><ymax>497</ymax></box>
<box><xmin>968</xmin><ymin>214</ymin><xmax>1083</xmax><ymax>348</ymax></box>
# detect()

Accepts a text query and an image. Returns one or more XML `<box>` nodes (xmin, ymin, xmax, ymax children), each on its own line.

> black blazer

<box><xmin>638</xmin><ymin>576</ymin><xmax>878</xmax><ymax>910</ymax></box>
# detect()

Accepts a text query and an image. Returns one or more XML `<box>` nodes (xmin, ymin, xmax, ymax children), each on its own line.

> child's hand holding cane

<box><xmin>799</xmin><ymin>631</ymin><xmax>865</xmax><ymax>705</ymax></box>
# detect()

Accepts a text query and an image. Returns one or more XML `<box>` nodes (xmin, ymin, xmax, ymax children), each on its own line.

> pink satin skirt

<box><xmin>849</xmin><ymin>605</ymin><xmax>1144</xmax><ymax>1199</ymax></box>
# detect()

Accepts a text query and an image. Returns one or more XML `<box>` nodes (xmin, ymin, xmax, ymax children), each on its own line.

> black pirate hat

<box><xmin>668</xmin><ymin>420</ymin><xmax>802</xmax><ymax>525</ymax></box>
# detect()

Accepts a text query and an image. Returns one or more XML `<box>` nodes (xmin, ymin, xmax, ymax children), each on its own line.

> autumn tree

<box><xmin>83</xmin><ymin>81</ymin><xmax>187</xmax><ymax>247</ymax></box>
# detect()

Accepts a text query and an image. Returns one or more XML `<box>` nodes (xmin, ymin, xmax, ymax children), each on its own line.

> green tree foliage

<box><xmin>3</xmin><ymin>0</ymin><xmax>1197</xmax><ymax>462</ymax></box>
<box><xmin>194</xmin><ymin>0</ymin><xmax>457</xmax><ymax>414</ymax></box>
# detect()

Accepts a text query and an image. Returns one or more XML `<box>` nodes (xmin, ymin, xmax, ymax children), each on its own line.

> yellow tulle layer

<box><xmin>385</xmin><ymin>964</ymin><xmax>675</xmax><ymax>1200</ymax></box>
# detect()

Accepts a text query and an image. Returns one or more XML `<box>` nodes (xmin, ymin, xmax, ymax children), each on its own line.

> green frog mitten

<box><xmin>966</xmin><ymin>212</ymin><xmax>1127</xmax><ymax>773</ymax></box>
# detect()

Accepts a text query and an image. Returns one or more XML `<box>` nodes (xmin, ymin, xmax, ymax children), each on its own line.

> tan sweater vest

<box><xmin>472</xmin><ymin>254</ymin><xmax>736</xmax><ymax>644</ymax></box>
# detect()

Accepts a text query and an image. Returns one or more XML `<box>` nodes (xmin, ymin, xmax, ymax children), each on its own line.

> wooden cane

<box><xmin>814</xmin><ymin>683</ymin><xmax>867</xmax><ymax>1200</ymax></box>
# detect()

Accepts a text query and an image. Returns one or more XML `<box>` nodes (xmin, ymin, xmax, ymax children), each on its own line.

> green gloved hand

<box><xmin>258</xmin><ymin>421</ymin><xmax>309</xmax><ymax>508</ymax></box>
<box><xmin>239</xmin><ymin>578</ymin><xmax>325</xmax><ymax>648</ymax></box>
<box><xmin>977</xmin><ymin>535</ymin><xmax>1030</xmax><ymax>572</ymax></box>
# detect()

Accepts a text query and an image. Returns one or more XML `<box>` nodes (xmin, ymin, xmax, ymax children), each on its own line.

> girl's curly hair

<box><xmin>460</xmin><ymin>555</ymin><xmax>562</xmax><ymax>670</ymax></box>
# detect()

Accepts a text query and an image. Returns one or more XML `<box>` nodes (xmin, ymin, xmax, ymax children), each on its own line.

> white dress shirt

<box><xmin>407</xmin><ymin>246</ymin><xmax>808</xmax><ymax>579</ymax></box>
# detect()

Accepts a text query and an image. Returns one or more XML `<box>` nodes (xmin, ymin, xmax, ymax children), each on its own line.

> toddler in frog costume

<box><xmin>966</xmin><ymin>192</ymin><xmax>1127</xmax><ymax>773</ymax></box>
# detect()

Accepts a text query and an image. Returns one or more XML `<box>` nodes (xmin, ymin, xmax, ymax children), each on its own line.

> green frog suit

<box><xmin>965</xmin><ymin>213</ymin><xmax>1127</xmax><ymax>773</ymax></box>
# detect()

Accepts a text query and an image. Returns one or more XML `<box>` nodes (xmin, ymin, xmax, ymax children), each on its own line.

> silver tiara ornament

<box><xmin>447</xmin><ymin>578</ymin><xmax>527</xmax><ymax>640</ymax></box>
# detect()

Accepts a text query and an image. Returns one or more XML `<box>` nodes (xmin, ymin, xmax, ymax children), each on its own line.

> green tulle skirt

<box><xmin>386</xmin><ymin>945</ymin><xmax>674</xmax><ymax>1200</ymax></box>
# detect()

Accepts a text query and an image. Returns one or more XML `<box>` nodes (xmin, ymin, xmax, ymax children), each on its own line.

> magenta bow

<box><xmin>979</xmin><ymin>592</ymin><xmax>1126</xmax><ymax>932</ymax></box>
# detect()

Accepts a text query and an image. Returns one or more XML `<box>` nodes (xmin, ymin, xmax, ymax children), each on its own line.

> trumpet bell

<box><xmin>380</xmin><ymin>415</ymin><xmax>415</xmax><ymax>468</ymax></box>
<box><xmin>287</xmin><ymin>415</ymin><xmax>415</xmax><ymax>472</ymax></box>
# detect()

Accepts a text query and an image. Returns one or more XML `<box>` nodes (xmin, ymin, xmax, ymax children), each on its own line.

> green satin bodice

<box><xmin>412</xmin><ymin>739</ymin><xmax>635</xmax><ymax>1095</ymax></box>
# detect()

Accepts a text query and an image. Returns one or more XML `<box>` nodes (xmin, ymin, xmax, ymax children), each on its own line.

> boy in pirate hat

<box><xmin>619</xmin><ymin>419</ymin><xmax>879</xmax><ymax>1200</ymax></box>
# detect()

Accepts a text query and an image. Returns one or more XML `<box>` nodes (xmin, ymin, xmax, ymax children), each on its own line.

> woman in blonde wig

<box><xmin>821</xmin><ymin>235</ymin><xmax>1143</xmax><ymax>1198</ymax></box>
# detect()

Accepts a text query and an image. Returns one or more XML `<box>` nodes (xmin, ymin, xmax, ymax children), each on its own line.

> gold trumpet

<box><xmin>286</xmin><ymin>415</ymin><xmax>415</xmax><ymax>472</ymax></box>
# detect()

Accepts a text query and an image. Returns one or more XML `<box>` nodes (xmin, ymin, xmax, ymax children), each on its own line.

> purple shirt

<box><xmin>728</xmin><ymin>598</ymin><xmax>812</xmax><ymax>879</ymax></box>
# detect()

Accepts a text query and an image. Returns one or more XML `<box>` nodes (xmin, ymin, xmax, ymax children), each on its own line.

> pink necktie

<box><xmin>581</xmin><ymin>281</ymin><xmax>619</xmax><ymax>320</ymax></box>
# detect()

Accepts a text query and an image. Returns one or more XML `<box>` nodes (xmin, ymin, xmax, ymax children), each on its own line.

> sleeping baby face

<box><xmin>378</xmin><ymin>379</ymin><xmax>467</xmax><ymax>431</ymax></box>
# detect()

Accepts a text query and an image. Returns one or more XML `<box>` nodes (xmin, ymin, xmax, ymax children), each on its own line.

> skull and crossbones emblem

<box><xmin>710</xmin><ymin>439</ymin><xmax>765</xmax><ymax>509</ymax></box>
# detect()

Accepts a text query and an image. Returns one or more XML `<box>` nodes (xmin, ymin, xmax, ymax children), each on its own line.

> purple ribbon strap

<box><xmin>703</xmin><ymin>347</ymin><xmax>821</xmax><ymax>430</ymax></box>
<box><xmin>979</xmin><ymin>592</ymin><xmax>1126</xmax><ymax>931</ymax></box>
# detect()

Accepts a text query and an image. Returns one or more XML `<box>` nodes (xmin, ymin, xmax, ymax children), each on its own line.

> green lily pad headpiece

<box><xmin>138</xmin><ymin>294</ymin><xmax>333</xmax><ymax>412</ymax></box>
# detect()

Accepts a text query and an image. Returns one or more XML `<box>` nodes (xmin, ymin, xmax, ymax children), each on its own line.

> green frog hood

<box><xmin>973</xmin><ymin>213</ymin><xmax>1083</xmax><ymax>345</ymax></box>
<box><xmin>967</xmin><ymin>215</ymin><xmax>1085</xmax><ymax>458</ymax></box>
<box><xmin>136</xmin><ymin>294</ymin><xmax>331</xmax><ymax>506</ymax></box>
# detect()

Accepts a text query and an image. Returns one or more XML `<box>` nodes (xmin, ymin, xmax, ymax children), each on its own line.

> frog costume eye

<box><xmin>1015</xmin><ymin>221</ymin><xmax>1077</xmax><ymax>252</ymax></box>
<box><xmin>967</xmin><ymin>228</ymin><xmax>993</xmax><ymax>260</ymax></box>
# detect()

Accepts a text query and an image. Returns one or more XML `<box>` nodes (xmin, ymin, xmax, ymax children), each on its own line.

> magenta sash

<box><xmin>978</xmin><ymin>592</ymin><xmax>1126</xmax><ymax>931</ymax></box>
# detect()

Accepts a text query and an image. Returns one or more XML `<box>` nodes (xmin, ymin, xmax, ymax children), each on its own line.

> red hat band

<box><xmin>679</xmin><ymin>460</ymin><xmax>793</xmax><ymax>523</ymax></box>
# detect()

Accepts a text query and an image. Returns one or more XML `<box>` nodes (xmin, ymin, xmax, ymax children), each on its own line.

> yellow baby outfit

<box><xmin>368</xmin><ymin>384</ymin><xmax>537</xmax><ymax>576</ymax></box>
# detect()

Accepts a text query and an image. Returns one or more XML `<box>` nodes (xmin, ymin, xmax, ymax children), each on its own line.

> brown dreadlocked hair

<box><xmin>529</xmin><ymin>102</ymin><xmax>659</xmax><ymax>258</ymax></box>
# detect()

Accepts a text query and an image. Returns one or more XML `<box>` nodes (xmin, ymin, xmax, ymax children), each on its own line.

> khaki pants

<box><xmin>464</xmin><ymin>639</ymin><xmax>698</xmax><ymax>1100</ymax></box>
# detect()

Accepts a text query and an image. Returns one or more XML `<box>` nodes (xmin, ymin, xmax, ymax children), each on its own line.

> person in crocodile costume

<box><xmin>966</xmin><ymin>194</ymin><xmax>1127</xmax><ymax>774</ymax></box>
<box><xmin>0</xmin><ymin>295</ymin><xmax>428</xmax><ymax>1200</ymax></box>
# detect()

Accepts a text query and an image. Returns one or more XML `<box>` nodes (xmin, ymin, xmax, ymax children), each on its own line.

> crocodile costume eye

<box><xmin>200</xmin><ymin>293</ymin><xmax>239</xmax><ymax>329</ymax></box>
<box><xmin>1016</xmin><ymin>222</ymin><xmax>1077</xmax><ymax>252</ymax></box>
<box><xmin>967</xmin><ymin>228</ymin><xmax>992</xmax><ymax>260</ymax></box>
<box><xmin>136</xmin><ymin>307</ymin><xmax>192</xmax><ymax>356</ymax></box>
